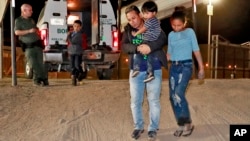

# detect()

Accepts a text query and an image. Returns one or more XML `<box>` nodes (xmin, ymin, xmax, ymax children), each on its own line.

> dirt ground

<box><xmin>0</xmin><ymin>78</ymin><xmax>250</xmax><ymax>141</ymax></box>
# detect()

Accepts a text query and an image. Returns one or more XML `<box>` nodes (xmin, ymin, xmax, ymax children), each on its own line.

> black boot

<box><xmin>42</xmin><ymin>79</ymin><xmax>49</xmax><ymax>86</ymax></box>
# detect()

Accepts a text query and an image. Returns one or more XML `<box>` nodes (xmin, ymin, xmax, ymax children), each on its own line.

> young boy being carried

<box><xmin>131</xmin><ymin>0</ymin><xmax>161</xmax><ymax>83</ymax></box>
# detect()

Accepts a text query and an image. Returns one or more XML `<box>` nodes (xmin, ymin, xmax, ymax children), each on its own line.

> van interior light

<box><xmin>67</xmin><ymin>0</ymin><xmax>75</xmax><ymax>8</ymax></box>
<box><xmin>67</xmin><ymin>15</ymin><xmax>80</xmax><ymax>25</ymax></box>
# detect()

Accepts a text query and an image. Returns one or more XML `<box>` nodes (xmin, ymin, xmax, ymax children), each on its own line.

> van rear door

<box><xmin>92</xmin><ymin>0</ymin><xmax>118</xmax><ymax>51</ymax></box>
<box><xmin>37</xmin><ymin>0</ymin><xmax>68</xmax><ymax>46</ymax></box>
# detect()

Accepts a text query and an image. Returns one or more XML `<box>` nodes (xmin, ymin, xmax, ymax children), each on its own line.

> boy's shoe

<box><xmin>77</xmin><ymin>70</ymin><xmax>87</xmax><ymax>81</ymax></box>
<box><xmin>144</xmin><ymin>73</ymin><xmax>154</xmax><ymax>83</ymax></box>
<box><xmin>71</xmin><ymin>75</ymin><xmax>77</xmax><ymax>86</ymax></box>
<box><xmin>78</xmin><ymin>73</ymin><xmax>85</xmax><ymax>81</ymax></box>
<box><xmin>132</xmin><ymin>70</ymin><xmax>140</xmax><ymax>77</ymax></box>
<box><xmin>148</xmin><ymin>131</ymin><xmax>157</xmax><ymax>141</ymax></box>
<box><xmin>131</xmin><ymin>129</ymin><xmax>144</xmax><ymax>140</ymax></box>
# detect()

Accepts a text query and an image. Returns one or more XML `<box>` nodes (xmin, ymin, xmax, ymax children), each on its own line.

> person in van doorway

<box><xmin>131</xmin><ymin>0</ymin><xmax>161</xmax><ymax>83</ymax></box>
<box><xmin>167</xmin><ymin>6</ymin><xmax>205</xmax><ymax>137</ymax></box>
<box><xmin>121</xmin><ymin>5</ymin><xmax>168</xmax><ymax>140</ymax></box>
<box><xmin>67</xmin><ymin>20</ymin><xmax>85</xmax><ymax>86</ymax></box>
<box><xmin>15</xmin><ymin>3</ymin><xmax>49</xmax><ymax>86</ymax></box>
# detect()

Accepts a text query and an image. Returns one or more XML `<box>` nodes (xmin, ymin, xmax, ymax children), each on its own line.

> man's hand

<box><xmin>29</xmin><ymin>28</ymin><xmax>37</xmax><ymax>33</ymax></box>
<box><xmin>137</xmin><ymin>44</ymin><xmax>151</xmax><ymax>55</ymax></box>
<box><xmin>131</xmin><ymin>31</ymin><xmax>137</xmax><ymax>37</ymax></box>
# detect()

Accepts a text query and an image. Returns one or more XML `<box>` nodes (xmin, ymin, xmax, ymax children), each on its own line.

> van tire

<box><xmin>96</xmin><ymin>68</ymin><xmax>113</xmax><ymax>80</ymax></box>
<box><xmin>24</xmin><ymin>60</ymin><xmax>33</xmax><ymax>79</ymax></box>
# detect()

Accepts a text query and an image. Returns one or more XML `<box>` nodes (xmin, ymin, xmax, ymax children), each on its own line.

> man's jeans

<box><xmin>129</xmin><ymin>69</ymin><xmax>162</xmax><ymax>131</ymax></box>
<box><xmin>169</xmin><ymin>62</ymin><xmax>193</xmax><ymax>126</ymax></box>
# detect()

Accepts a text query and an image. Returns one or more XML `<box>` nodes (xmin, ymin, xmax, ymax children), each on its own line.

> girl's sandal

<box><xmin>174</xmin><ymin>130</ymin><xmax>183</xmax><ymax>137</ymax></box>
<box><xmin>173</xmin><ymin>126</ymin><xmax>184</xmax><ymax>137</ymax></box>
<box><xmin>182</xmin><ymin>125</ymin><xmax>194</xmax><ymax>137</ymax></box>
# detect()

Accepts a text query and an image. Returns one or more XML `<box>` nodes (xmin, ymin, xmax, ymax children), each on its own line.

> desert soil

<box><xmin>0</xmin><ymin>78</ymin><xmax>250</xmax><ymax>141</ymax></box>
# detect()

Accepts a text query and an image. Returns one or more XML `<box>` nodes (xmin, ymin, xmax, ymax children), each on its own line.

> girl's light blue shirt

<box><xmin>168</xmin><ymin>28</ymin><xmax>199</xmax><ymax>61</ymax></box>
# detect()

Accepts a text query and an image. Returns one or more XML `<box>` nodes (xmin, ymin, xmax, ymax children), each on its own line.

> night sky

<box><xmin>161</xmin><ymin>0</ymin><xmax>250</xmax><ymax>44</ymax></box>
<box><xmin>3</xmin><ymin>0</ymin><xmax>250</xmax><ymax>44</ymax></box>
<box><xmin>196</xmin><ymin>0</ymin><xmax>250</xmax><ymax>44</ymax></box>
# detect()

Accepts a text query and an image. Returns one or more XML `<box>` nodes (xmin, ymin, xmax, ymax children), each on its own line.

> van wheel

<box><xmin>24</xmin><ymin>60</ymin><xmax>33</xmax><ymax>79</ymax></box>
<box><xmin>96</xmin><ymin>69</ymin><xmax>113</xmax><ymax>80</ymax></box>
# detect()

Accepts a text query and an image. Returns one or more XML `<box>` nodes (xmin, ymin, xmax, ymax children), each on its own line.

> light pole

<box><xmin>207</xmin><ymin>0</ymin><xmax>213</xmax><ymax>77</ymax></box>
<box><xmin>10</xmin><ymin>0</ymin><xmax>17</xmax><ymax>86</ymax></box>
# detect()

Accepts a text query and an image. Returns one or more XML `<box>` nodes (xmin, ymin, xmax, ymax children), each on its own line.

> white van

<box><xmin>25</xmin><ymin>0</ymin><xmax>120</xmax><ymax>80</ymax></box>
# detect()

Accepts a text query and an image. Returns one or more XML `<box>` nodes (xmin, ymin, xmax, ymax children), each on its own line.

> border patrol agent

<box><xmin>15</xmin><ymin>3</ymin><xmax>49</xmax><ymax>86</ymax></box>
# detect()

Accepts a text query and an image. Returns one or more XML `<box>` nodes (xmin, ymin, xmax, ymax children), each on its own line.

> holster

<box><xmin>19</xmin><ymin>40</ymin><xmax>44</xmax><ymax>52</ymax></box>
<box><xmin>18</xmin><ymin>40</ymin><xmax>26</xmax><ymax>52</ymax></box>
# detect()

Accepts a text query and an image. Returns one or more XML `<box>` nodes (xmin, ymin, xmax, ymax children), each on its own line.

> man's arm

<box><xmin>166</xmin><ymin>53</ymin><xmax>171</xmax><ymax>61</ymax></box>
<box><xmin>147</xmin><ymin>30</ymin><xmax>167</xmax><ymax>52</ymax></box>
<box><xmin>138</xmin><ymin>30</ymin><xmax>167</xmax><ymax>54</ymax></box>
<box><xmin>121</xmin><ymin>29</ymin><xmax>138</xmax><ymax>54</ymax></box>
<box><xmin>15</xmin><ymin>28</ymin><xmax>37</xmax><ymax>36</ymax></box>
<box><xmin>14</xmin><ymin>18</ymin><xmax>38</xmax><ymax>36</ymax></box>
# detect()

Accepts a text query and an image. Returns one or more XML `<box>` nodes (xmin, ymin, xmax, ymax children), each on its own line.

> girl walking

<box><xmin>167</xmin><ymin>6</ymin><xmax>205</xmax><ymax>137</ymax></box>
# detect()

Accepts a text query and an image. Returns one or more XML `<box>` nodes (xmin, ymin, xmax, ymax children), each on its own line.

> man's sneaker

<box><xmin>132</xmin><ymin>70</ymin><xmax>140</xmax><ymax>77</ymax></box>
<box><xmin>131</xmin><ymin>129</ymin><xmax>144</xmax><ymax>140</ymax></box>
<box><xmin>148</xmin><ymin>131</ymin><xmax>157</xmax><ymax>141</ymax></box>
<box><xmin>144</xmin><ymin>73</ymin><xmax>155</xmax><ymax>83</ymax></box>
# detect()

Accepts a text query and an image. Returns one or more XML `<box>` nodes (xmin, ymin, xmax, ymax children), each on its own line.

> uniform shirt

<box><xmin>143</xmin><ymin>17</ymin><xmax>161</xmax><ymax>41</ymax></box>
<box><xmin>14</xmin><ymin>16</ymin><xmax>40</xmax><ymax>44</ymax></box>
<box><xmin>168</xmin><ymin>28</ymin><xmax>200</xmax><ymax>61</ymax></box>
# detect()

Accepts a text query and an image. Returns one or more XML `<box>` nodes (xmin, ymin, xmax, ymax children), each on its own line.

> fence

<box><xmin>2</xmin><ymin>46</ymin><xmax>25</xmax><ymax>77</ymax></box>
<box><xmin>2</xmin><ymin>46</ymin><xmax>72</xmax><ymax>79</ymax></box>
<box><xmin>3</xmin><ymin>40</ymin><xmax>250</xmax><ymax>80</ymax></box>
<box><xmin>210</xmin><ymin>35</ymin><xmax>250</xmax><ymax>79</ymax></box>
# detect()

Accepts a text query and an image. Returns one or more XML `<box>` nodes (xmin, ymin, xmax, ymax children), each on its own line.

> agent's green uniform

<box><xmin>14</xmin><ymin>16</ymin><xmax>48</xmax><ymax>84</ymax></box>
